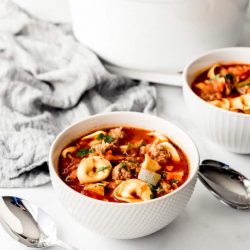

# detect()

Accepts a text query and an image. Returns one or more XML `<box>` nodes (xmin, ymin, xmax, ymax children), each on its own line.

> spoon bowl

<box><xmin>0</xmin><ymin>196</ymin><xmax>78</xmax><ymax>250</ymax></box>
<box><xmin>199</xmin><ymin>160</ymin><xmax>250</xmax><ymax>210</ymax></box>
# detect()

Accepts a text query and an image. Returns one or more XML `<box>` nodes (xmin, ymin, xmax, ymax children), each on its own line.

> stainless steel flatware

<box><xmin>199</xmin><ymin>159</ymin><xmax>250</xmax><ymax>210</ymax></box>
<box><xmin>0</xmin><ymin>196</ymin><xmax>78</xmax><ymax>250</ymax></box>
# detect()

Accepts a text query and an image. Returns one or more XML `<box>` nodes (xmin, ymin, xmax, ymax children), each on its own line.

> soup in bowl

<box><xmin>59</xmin><ymin>127</ymin><xmax>189</xmax><ymax>203</ymax></box>
<box><xmin>49</xmin><ymin>112</ymin><xmax>199</xmax><ymax>239</ymax></box>
<box><xmin>192</xmin><ymin>63</ymin><xmax>250</xmax><ymax>114</ymax></box>
<box><xmin>183</xmin><ymin>47</ymin><xmax>250</xmax><ymax>154</ymax></box>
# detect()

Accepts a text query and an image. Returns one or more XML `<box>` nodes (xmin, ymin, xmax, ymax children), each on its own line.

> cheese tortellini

<box><xmin>81</xmin><ymin>130</ymin><xmax>107</xmax><ymax>140</ymax></box>
<box><xmin>84</xmin><ymin>183</ymin><xmax>105</xmax><ymax>196</ymax></box>
<box><xmin>141</xmin><ymin>154</ymin><xmax>161</xmax><ymax>171</ymax></box>
<box><xmin>147</xmin><ymin>132</ymin><xmax>180</xmax><ymax>162</ymax></box>
<box><xmin>77</xmin><ymin>156</ymin><xmax>112</xmax><ymax>184</ymax></box>
<box><xmin>158</xmin><ymin>142</ymin><xmax>180</xmax><ymax>162</ymax></box>
<box><xmin>209</xmin><ymin>99</ymin><xmax>230</xmax><ymax>110</ymax></box>
<box><xmin>62</xmin><ymin>146</ymin><xmax>77</xmax><ymax>158</ymax></box>
<box><xmin>147</xmin><ymin>131</ymin><xmax>168</xmax><ymax>143</ymax></box>
<box><xmin>114</xmin><ymin>179</ymin><xmax>152</xmax><ymax>203</ymax></box>
<box><xmin>210</xmin><ymin>93</ymin><xmax>250</xmax><ymax>113</ymax></box>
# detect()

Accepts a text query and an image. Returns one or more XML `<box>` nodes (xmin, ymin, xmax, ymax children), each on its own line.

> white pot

<box><xmin>49</xmin><ymin>112</ymin><xmax>199</xmax><ymax>239</ymax></box>
<box><xmin>13</xmin><ymin>0</ymin><xmax>71</xmax><ymax>23</ymax></box>
<box><xmin>69</xmin><ymin>0</ymin><xmax>249</xmax><ymax>84</ymax></box>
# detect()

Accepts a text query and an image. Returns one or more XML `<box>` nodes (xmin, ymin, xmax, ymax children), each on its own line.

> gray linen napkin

<box><xmin>0</xmin><ymin>0</ymin><xmax>156</xmax><ymax>187</ymax></box>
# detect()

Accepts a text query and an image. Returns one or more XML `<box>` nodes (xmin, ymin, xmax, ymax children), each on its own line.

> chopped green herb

<box><xmin>150</xmin><ymin>193</ymin><xmax>155</xmax><ymax>199</ymax></box>
<box><xmin>96</xmin><ymin>133</ymin><xmax>105</xmax><ymax>140</ymax></box>
<box><xmin>149</xmin><ymin>184</ymin><xmax>158</xmax><ymax>193</ymax></box>
<box><xmin>97</xmin><ymin>166</ymin><xmax>109</xmax><ymax>172</ymax></box>
<box><xmin>96</xmin><ymin>133</ymin><xmax>113</xmax><ymax>143</ymax></box>
<box><xmin>140</xmin><ymin>141</ymin><xmax>146</xmax><ymax>147</ymax></box>
<box><xmin>170</xmin><ymin>179</ymin><xmax>178</xmax><ymax>184</ymax></box>
<box><xmin>225</xmin><ymin>73</ymin><xmax>234</xmax><ymax>81</ymax></box>
<box><xmin>120</xmin><ymin>162</ymin><xmax>127</xmax><ymax>167</ymax></box>
<box><xmin>89</xmin><ymin>148</ymin><xmax>95</xmax><ymax>153</ymax></box>
<box><xmin>120</xmin><ymin>162</ymin><xmax>128</xmax><ymax>171</ymax></box>
<box><xmin>76</xmin><ymin>148</ymin><xmax>90</xmax><ymax>158</ymax></box>
<box><xmin>104</xmin><ymin>135</ymin><xmax>113</xmax><ymax>143</ymax></box>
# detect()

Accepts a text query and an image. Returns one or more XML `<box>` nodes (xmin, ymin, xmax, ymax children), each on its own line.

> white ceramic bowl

<box><xmin>49</xmin><ymin>112</ymin><xmax>199</xmax><ymax>239</ymax></box>
<box><xmin>69</xmin><ymin>0</ymin><xmax>249</xmax><ymax>83</ymax></box>
<box><xmin>183</xmin><ymin>47</ymin><xmax>250</xmax><ymax>154</ymax></box>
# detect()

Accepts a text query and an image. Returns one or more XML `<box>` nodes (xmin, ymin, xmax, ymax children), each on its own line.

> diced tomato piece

<box><xmin>69</xmin><ymin>169</ymin><xmax>77</xmax><ymax>180</ymax></box>
<box><xmin>166</xmin><ymin>165</ymin><xmax>174</xmax><ymax>171</ymax></box>
<box><xmin>166</xmin><ymin>171</ymin><xmax>184</xmax><ymax>182</ymax></box>
<box><xmin>105</xmin><ymin>150</ymin><xmax>125</xmax><ymax>162</ymax></box>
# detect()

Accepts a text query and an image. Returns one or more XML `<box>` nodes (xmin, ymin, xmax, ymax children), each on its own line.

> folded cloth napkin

<box><xmin>0</xmin><ymin>0</ymin><xmax>156</xmax><ymax>187</ymax></box>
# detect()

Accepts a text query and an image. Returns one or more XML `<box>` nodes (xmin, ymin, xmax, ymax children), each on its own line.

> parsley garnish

<box><xmin>89</xmin><ymin>148</ymin><xmax>95</xmax><ymax>153</ymax></box>
<box><xmin>76</xmin><ymin>147</ymin><xmax>95</xmax><ymax>158</ymax></box>
<box><xmin>97</xmin><ymin>166</ymin><xmax>109</xmax><ymax>172</ymax></box>
<box><xmin>76</xmin><ymin>148</ymin><xmax>90</xmax><ymax>158</ymax></box>
<box><xmin>149</xmin><ymin>184</ymin><xmax>159</xmax><ymax>199</ymax></box>
<box><xmin>96</xmin><ymin>133</ymin><xmax>113</xmax><ymax>143</ymax></box>
<box><xmin>104</xmin><ymin>135</ymin><xmax>113</xmax><ymax>143</ymax></box>
<box><xmin>150</xmin><ymin>193</ymin><xmax>155</xmax><ymax>199</ymax></box>
<box><xmin>170</xmin><ymin>179</ymin><xmax>178</xmax><ymax>184</ymax></box>
<box><xmin>120</xmin><ymin>162</ymin><xmax>127</xmax><ymax>167</ymax></box>
<box><xmin>120</xmin><ymin>162</ymin><xmax>128</xmax><ymax>170</ymax></box>
<box><xmin>149</xmin><ymin>184</ymin><xmax>158</xmax><ymax>193</ymax></box>
<box><xmin>96</xmin><ymin>133</ymin><xmax>105</xmax><ymax>140</ymax></box>
<box><xmin>224</xmin><ymin>73</ymin><xmax>234</xmax><ymax>83</ymax></box>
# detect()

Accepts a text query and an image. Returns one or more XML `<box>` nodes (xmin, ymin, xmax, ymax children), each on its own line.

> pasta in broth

<box><xmin>192</xmin><ymin>63</ymin><xmax>250</xmax><ymax>114</ymax></box>
<box><xmin>59</xmin><ymin>127</ymin><xmax>189</xmax><ymax>203</ymax></box>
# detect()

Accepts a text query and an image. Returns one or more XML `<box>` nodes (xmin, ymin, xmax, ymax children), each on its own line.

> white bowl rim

<box><xmin>183</xmin><ymin>46</ymin><xmax>250</xmax><ymax>118</ymax></box>
<box><xmin>49</xmin><ymin>111</ymin><xmax>199</xmax><ymax>207</ymax></box>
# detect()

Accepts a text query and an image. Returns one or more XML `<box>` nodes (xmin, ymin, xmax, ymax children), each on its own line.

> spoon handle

<box><xmin>54</xmin><ymin>239</ymin><xmax>79</xmax><ymax>250</ymax></box>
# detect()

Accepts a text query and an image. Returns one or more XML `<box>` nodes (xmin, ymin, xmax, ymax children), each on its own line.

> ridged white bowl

<box><xmin>49</xmin><ymin>112</ymin><xmax>199</xmax><ymax>239</ymax></box>
<box><xmin>183</xmin><ymin>47</ymin><xmax>250</xmax><ymax>154</ymax></box>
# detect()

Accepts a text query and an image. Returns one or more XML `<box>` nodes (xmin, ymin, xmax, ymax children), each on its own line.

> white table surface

<box><xmin>2</xmin><ymin>1</ymin><xmax>250</xmax><ymax>249</ymax></box>
<box><xmin>1</xmin><ymin>85</ymin><xmax>250</xmax><ymax>250</ymax></box>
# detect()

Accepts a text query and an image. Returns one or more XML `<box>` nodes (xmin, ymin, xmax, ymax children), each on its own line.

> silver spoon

<box><xmin>0</xmin><ymin>196</ymin><xmax>78</xmax><ymax>250</ymax></box>
<box><xmin>198</xmin><ymin>159</ymin><xmax>250</xmax><ymax>210</ymax></box>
